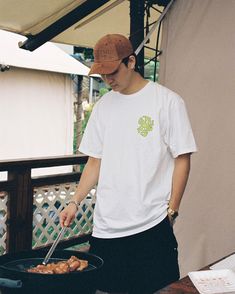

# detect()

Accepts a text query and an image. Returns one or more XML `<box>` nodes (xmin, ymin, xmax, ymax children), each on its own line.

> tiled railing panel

<box><xmin>0</xmin><ymin>191</ymin><xmax>8</xmax><ymax>255</ymax></box>
<box><xmin>32</xmin><ymin>183</ymin><xmax>96</xmax><ymax>249</ymax></box>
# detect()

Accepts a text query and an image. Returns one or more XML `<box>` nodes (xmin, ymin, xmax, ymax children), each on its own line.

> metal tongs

<box><xmin>42</xmin><ymin>227</ymin><xmax>67</xmax><ymax>265</ymax></box>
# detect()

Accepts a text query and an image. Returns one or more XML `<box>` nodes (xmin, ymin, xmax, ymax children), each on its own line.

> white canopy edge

<box><xmin>0</xmin><ymin>29</ymin><xmax>90</xmax><ymax>76</ymax></box>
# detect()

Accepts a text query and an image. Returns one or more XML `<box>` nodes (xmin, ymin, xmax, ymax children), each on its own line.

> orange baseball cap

<box><xmin>88</xmin><ymin>34</ymin><xmax>134</xmax><ymax>75</ymax></box>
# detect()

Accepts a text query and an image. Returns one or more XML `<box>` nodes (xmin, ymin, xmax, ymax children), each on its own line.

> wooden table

<box><xmin>155</xmin><ymin>275</ymin><xmax>199</xmax><ymax>293</ymax></box>
<box><xmin>155</xmin><ymin>251</ymin><xmax>235</xmax><ymax>294</ymax></box>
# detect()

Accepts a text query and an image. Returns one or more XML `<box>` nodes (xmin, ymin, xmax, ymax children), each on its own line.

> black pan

<box><xmin>0</xmin><ymin>249</ymin><xmax>103</xmax><ymax>294</ymax></box>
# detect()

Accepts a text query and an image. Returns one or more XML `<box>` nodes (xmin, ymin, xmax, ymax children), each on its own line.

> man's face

<box><xmin>101</xmin><ymin>56</ymin><xmax>135</xmax><ymax>94</ymax></box>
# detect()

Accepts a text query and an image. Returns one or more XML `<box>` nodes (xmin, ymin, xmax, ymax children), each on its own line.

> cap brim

<box><xmin>88</xmin><ymin>60</ymin><xmax>122</xmax><ymax>76</ymax></box>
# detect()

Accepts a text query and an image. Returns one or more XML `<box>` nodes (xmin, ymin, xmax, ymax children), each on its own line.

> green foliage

<box><xmin>99</xmin><ymin>87</ymin><xmax>109</xmax><ymax>97</ymax></box>
<box><xmin>144</xmin><ymin>59</ymin><xmax>160</xmax><ymax>81</ymax></box>
<box><xmin>74</xmin><ymin>47</ymin><xmax>94</xmax><ymax>61</ymax></box>
<box><xmin>73</xmin><ymin>104</ymin><xmax>94</xmax><ymax>155</ymax></box>
<box><xmin>82</xmin><ymin>108</ymin><xmax>93</xmax><ymax>135</ymax></box>
<box><xmin>73</xmin><ymin>122</ymin><xmax>78</xmax><ymax>154</ymax></box>
<box><xmin>84</xmin><ymin>48</ymin><xmax>94</xmax><ymax>60</ymax></box>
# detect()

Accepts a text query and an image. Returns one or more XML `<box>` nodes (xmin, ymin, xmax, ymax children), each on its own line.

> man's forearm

<box><xmin>169</xmin><ymin>153</ymin><xmax>191</xmax><ymax>211</ymax></box>
<box><xmin>72</xmin><ymin>156</ymin><xmax>101</xmax><ymax>203</ymax></box>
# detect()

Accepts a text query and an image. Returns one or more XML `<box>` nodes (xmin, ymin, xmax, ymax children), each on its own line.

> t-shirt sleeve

<box><xmin>165</xmin><ymin>94</ymin><xmax>197</xmax><ymax>158</ymax></box>
<box><xmin>78</xmin><ymin>103</ymin><xmax>103</xmax><ymax>158</ymax></box>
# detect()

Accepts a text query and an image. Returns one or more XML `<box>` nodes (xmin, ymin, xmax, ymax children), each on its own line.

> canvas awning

<box><xmin>0</xmin><ymin>29</ymin><xmax>90</xmax><ymax>75</ymax></box>
<box><xmin>0</xmin><ymin>0</ymin><xmax>164</xmax><ymax>58</ymax></box>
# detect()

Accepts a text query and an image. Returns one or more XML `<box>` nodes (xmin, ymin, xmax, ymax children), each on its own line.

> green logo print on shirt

<box><xmin>137</xmin><ymin>115</ymin><xmax>154</xmax><ymax>137</ymax></box>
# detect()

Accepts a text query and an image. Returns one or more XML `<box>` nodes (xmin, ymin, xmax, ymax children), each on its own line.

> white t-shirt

<box><xmin>79</xmin><ymin>81</ymin><xmax>197</xmax><ymax>238</ymax></box>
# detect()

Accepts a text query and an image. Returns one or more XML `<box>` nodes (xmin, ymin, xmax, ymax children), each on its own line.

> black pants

<box><xmin>89</xmin><ymin>217</ymin><xmax>180</xmax><ymax>294</ymax></box>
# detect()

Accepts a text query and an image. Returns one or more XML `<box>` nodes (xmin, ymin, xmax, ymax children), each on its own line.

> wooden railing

<box><xmin>0</xmin><ymin>155</ymin><xmax>89</xmax><ymax>253</ymax></box>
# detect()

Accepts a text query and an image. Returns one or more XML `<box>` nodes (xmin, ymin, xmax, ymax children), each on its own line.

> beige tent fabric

<box><xmin>0</xmin><ymin>68</ymin><xmax>74</xmax><ymax>180</ymax></box>
<box><xmin>159</xmin><ymin>0</ymin><xmax>235</xmax><ymax>277</ymax></box>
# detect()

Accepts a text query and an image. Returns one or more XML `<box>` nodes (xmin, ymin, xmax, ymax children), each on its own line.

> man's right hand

<box><xmin>60</xmin><ymin>203</ymin><xmax>78</xmax><ymax>227</ymax></box>
<box><xmin>59</xmin><ymin>156</ymin><xmax>100</xmax><ymax>228</ymax></box>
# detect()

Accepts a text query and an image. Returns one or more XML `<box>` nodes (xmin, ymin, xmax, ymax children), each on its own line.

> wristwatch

<box><xmin>67</xmin><ymin>200</ymin><xmax>80</xmax><ymax>211</ymax></box>
<box><xmin>167</xmin><ymin>207</ymin><xmax>179</xmax><ymax>220</ymax></box>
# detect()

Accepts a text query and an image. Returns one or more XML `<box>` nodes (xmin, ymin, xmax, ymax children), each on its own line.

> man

<box><xmin>60</xmin><ymin>34</ymin><xmax>197</xmax><ymax>294</ymax></box>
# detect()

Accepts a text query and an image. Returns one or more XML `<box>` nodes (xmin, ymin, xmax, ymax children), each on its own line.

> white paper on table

<box><xmin>188</xmin><ymin>269</ymin><xmax>235</xmax><ymax>294</ymax></box>
<box><xmin>210</xmin><ymin>253</ymin><xmax>235</xmax><ymax>272</ymax></box>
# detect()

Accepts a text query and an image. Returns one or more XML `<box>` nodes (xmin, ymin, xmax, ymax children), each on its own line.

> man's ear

<box><xmin>128</xmin><ymin>55</ymin><xmax>136</xmax><ymax>70</ymax></box>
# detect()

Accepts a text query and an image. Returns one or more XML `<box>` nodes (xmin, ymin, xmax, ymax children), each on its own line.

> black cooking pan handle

<box><xmin>0</xmin><ymin>278</ymin><xmax>22</xmax><ymax>288</ymax></box>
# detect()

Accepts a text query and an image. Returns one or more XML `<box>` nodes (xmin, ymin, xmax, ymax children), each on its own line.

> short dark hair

<box><xmin>122</xmin><ymin>53</ymin><xmax>139</xmax><ymax>72</ymax></box>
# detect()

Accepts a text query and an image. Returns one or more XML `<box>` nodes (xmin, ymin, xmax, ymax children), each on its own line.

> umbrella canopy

<box><xmin>0</xmin><ymin>0</ymin><xmax>163</xmax><ymax>57</ymax></box>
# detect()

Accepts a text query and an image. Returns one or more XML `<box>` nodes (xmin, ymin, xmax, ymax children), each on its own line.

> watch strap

<box><xmin>67</xmin><ymin>200</ymin><xmax>80</xmax><ymax>211</ymax></box>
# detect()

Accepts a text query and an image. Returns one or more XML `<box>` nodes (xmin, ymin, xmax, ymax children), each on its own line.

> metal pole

<box><xmin>89</xmin><ymin>77</ymin><xmax>93</xmax><ymax>104</ymax></box>
<box><xmin>135</xmin><ymin>0</ymin><xmax>174</xmax><ymax>55</ymax></box>
<box><xmin>19</xmin><ymin>0</ymin><xmax>110</xmax><ymax>51</ymax></box>
<box><xmin>130</xmin><ymin>0</ymin><xmax>145</xmax><ymax>77</ymax></box>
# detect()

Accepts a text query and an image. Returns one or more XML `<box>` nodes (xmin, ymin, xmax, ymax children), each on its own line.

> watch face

<box><xmin>168</xmin><ymin>208</ymin><xmax>178</xmax><ymax>219</ymax></box>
